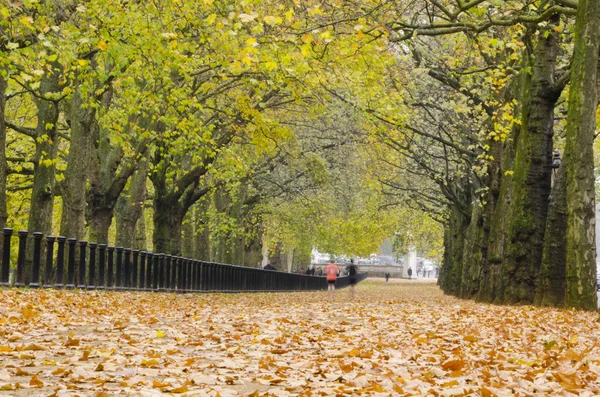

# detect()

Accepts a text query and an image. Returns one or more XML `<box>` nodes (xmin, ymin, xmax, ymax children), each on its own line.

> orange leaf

<box><xmin>29</xmin><ymin>375</ymin><xmax>43</xmax><ymax>388</ymax></box>
<box><xmin>442</xmin><ymin>359</ymin><xmax>465</xmax><ymax>371</ymax></box>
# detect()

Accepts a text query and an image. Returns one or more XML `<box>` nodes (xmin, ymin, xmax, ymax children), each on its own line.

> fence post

<box><xmin>66</xmin><ymin>238</ymin><xmax>76</xmax><ymax>288</ymax></box>
<box><xmin>132</xmin><ymin>250</ymin><xmax>139</xmax><ymax>289</ymax></box>
<box><xmin>170</xmin><ymin>255</ymin><xmax>177</xmax><ymax>291</ymax></box>
<box><xmin>146</xmin><ymin>253</ymin><xmax>153</xmax><ymax>290</ymax></box>
<box><xmin>107</xmin><ymin>246</ymin><xmax>115</xmax><ymax>288</ymax></box>
<box><xmin>164</xmin><ymin>255</ymin><xmax>171</xmax><ymax>291</ymax></box>
<box><xmin>190</xmin><ymin>260</ymin><xmax>195</xmax><ymax>291</ymax></box>
<box><xmin>152</xmin><ymin>254</ymin><xmax>160</xmax><ymax>291</ymax></box>
<box><xmin>55</xmin><ymin>237</ymin><xmax>66</xmax><ymax>288</ymax></box>
<box><xmin>124</xmin><ymin>249</ymin><xmax>131</xmax><ymax>289</ymax></box>
<box><xmin>29</xmin><ymin>232</ymin><xmax>43</xmax><ymax>288</ymax></box>
<box><xmin>175</xmin><ymin>257</ymin><xmax>181</xmax><ymax>291</ymax></box>
<box><xmin>183</xmin><ymin>258</ymin><xmax>192</xmax><ymax>292</ymax></box>
<box><xmin>115</xmin><ymin>247</ymin><xmax>123</xmax><ymax>289</ymax></box>
<box><xmin>44</xmin><ymin>236</ymin><xmax>55</xmax><ymax>288</ymax></box>
<box><xmin>77</xmin><ymin>241</ymin><xmax>87</xmax><ymax>288</ymax></box>
<box><xmin>158</xmin><ymin>254</ymin><xmax>165</xmax><ymax>291</ymax></box>
<box><xmin>87</xmin><ymin>243</ymin><xmax>97</xmax><ymax>289</ymax></box>
<box><xmin>15</xmin><ymin>230</ymin><xmax>28</xmax><ymax>287</ymax></box>
<box><xmin>98</xmin><ymin>244</ymin><xmax>106</xmax><ymax>289</ymax></box>
<box><xmin>0</xmin><ymin>228</ymin><xmax>12</xmax><ymax>286</ymax></box>
<box><xmin>195</xmin><ymin>261</ymin><xmax>200</xmax><ymax>291</ymax></box>
<box><xmin>139</xmin><ymin>251</ymin><xmax>146</xmax><ymax>290</ymax></box>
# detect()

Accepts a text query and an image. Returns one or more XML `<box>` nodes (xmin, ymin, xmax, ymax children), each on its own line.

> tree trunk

<box><xmin>439</xmin><ymin>204</ymin><xmax>470</xmax><ymax>295</ymax></box>
<box><xmin>500</xmin><ymin>27</ymin><xmax>561</xmax><ymax>304</ymax></box>
<box><xmin>153</xmin><ymin>194</ymin><xmax>185</xmax><ymax>255</ymax></box>
<box><xmin>285</xmin><ymin>248</ymin><xmax>294</xmax><ymax>273</ymax></box>
<box><xmin>182</xmin><ymin>211</ymin><xmax>194</xmax><ymax>258</ymax></box>
<box><xmin>480</xmin><ymin>71</ymin><xmax>527</xmax><ymax>303</ymax></box>
<box><xmin>115</xmin><ymin>161</ymin><xmax>148</xmax><ymax>248</ymax></box>
<box><xmin>477</xmin><ymin>140</ymin><xmax>504</xmax><ymax>302</ymax></box>
<box><xmin>60</xmin><ymin>84</ymin><xmax>93</xmax><ymax>240</ymax></box>
<box><xmin>193</xmin><ymin>200</ymin><xmax>211</xmax><ymax>261</ymax></box>
<box><xmin>88</xmin><ymin>208</ymin><xmax>112</xmax><ymax>245</ymax></box>
<box><xmin>133</xmin><ymin>207</ymin><xmax>147</xmax><ymax>251</ymax></box>
<box><xmin>535</xmin><ymin>162</ymin><xmax>567</xmax><ymax>307</ymax></box>
<box><xmin>564</xmin><ymin>0</ymin><xmax>600</xmax><ymax>310</ymax></box>
<box><xmin>25</xmin><ymin>66</ymin><xmax>61</xmax><ymax>283</ymax></box>
<box><xmin>460</xmin><ymin>199</ymin><xmax>484</xmax><ymax>298</ymax></box>
<box><xmin>0</xmin><ymin>76</ymin><xmax>9</xmax><ymax>257</ymax></box>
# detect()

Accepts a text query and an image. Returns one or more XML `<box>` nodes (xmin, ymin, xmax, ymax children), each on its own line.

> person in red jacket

<box><xmin>325</xmin><ymin>259</ymin><xmax>339</xmax><ymax>300</ymax></box>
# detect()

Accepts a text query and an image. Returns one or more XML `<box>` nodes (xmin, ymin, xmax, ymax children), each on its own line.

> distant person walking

<box><xmin>346</xmin><ymin>259</ymin><xmax>358</xmax><ymax>299</ymax></box>
<box><xmin>407</xmin><ymin>267</ymin><xmax>413</xmax><ymax>280</ymax></box>
<box><xmin>325</xmin><ymin>259</ymin><xmax>339</xmax><ymax>300</ymax></box>
<box><xmin>385</xmin><ymin>272</ymin><xmax>390</xmax><ymax>283</ymax></box>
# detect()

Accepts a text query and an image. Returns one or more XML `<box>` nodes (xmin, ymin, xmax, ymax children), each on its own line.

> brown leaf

<box><xmin>442</xmin><ymin>359</ymin><xmax>465</xmax><ymax>371</ymax></box>
<box><xmin>29</xmin><ymin>375</ymin><xmax>43</xmax><ymax>388</ymax></box>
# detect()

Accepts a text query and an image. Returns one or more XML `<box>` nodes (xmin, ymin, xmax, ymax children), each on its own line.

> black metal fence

<box><xmin>0</xmin><ymin>228</ymin><xmax>368</xmax><ymax>292</ymax></box>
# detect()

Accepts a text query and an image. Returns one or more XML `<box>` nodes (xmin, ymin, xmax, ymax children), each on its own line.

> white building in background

<box><xmin>311</xmin><ymin>249</ymin><xmax>331</xmax><ymax>265</ymax></box>
<box><xmin>402</xmin><ymin>250</ymin><xmax>417</xmax><ymax>278</ymax></box>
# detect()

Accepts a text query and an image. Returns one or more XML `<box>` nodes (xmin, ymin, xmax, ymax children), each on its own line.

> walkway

<box><xmin>1</xmin><ymin>279</ymin><xmax>599</xmax><ymax>395</ymax></box>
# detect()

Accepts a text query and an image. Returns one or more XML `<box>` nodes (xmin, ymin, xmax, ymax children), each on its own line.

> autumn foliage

<box><xmin>1</xmin><ymin>280</ymin><xmax>599</xmax><ymax>396</ymax></box>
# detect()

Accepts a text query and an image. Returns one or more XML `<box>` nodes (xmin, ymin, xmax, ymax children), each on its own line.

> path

<box><xmin>1</xmin><ymin>279</ymin><xmax>599</xmax><ymax>396</ymax></box>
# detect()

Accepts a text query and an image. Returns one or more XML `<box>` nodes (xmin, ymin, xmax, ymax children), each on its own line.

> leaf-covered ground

<box><xmin>1</xmin><ymin>279</ymin><xmax>600</xmax><ymax>396</ymax></box>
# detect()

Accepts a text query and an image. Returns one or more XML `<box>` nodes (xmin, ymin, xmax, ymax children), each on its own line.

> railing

<box><xmin>0</xmin><ymin>228</ymin><xmax>368</xmax><ymax>292</ymax></box>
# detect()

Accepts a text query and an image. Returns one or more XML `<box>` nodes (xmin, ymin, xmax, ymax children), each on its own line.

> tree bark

<box><xmin>479</xmin><ymin>70</ymin><xmax>528</xmax><ymax>303</ymax></box>
<box><xmin>535</xmin><ymin>162</ymin><xmax>567</xmax><ymax>307</ymax></box>
<box><xmin>60</xmin><ymin>83</ymin><xmax>93</xmax><ymax>240</ymax></box>
<box><xmin>25</xmin><ymin>64</ymin><xmax>61</xmax><ymax>283</ymax></box>
<box><xmin>193</xmin><ymin>199</ymin><xmax>211</xmax><ymax>261</ymax></box>
<box><xmin>182</xmin><ymin>211</ymin><xmax>194</xmax><ymax>258</ymax></box>
<box><xmin>115</xmin><ymin>161</ymin><xmax>148</xmax><ymax>248</ymax></box>
<box><xmin>564</xmin><ymin>0</ymin><xmax>600</xmax><ymax>310</ymax></box>
<box><xmin>0</xmin><ymin>76</ymin><xmax>9</xmax><ymax>256</ymax></box>
<box><xmin>460</xmin><ymin>199</ymin><xmax>484</xmax><ymax>298</ymax></box>
<box><xmin>500</xmin><ymin>26</ymin><xmax>561</xmax><ymax>304</ymax></box>
<box><xmin>439</xmin><ymin>204</ymin><xmax>470</xmax><ymax>295</ymax></box>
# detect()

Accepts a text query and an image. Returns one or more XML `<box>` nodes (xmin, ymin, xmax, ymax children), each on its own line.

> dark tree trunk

<box><xmin>480</xmin><ymin>69</ymin><xmax>528</xmax><ymax>303</ymax></box>
<box><xmin>60</xmin><ymin>84</ymin><xmax>93</xmax><ymax>240</ymax></box>
<box><xmin>25</xmin><ymin>65</ymin><xmax>61</xmax><ymax>284</ymax></box>
<box><xmin>115</xmin><ymin>161</ymin><xmax>148</xmax><ymax>248</ymax></box>
<box><xmin>460</xmin><ymin>199</ymin><xmax>484</xmax><ymax>298</ymax></box>
<box><xmin>477</xmin><ymin>140</ymin><xmax>504</xmax><ymax>302</ymax></box>
<box><xmin>535</xmin><ymin>163</ymin><xmax>567</xmax><ymax>307</ymax></box>
<box><xmin>193</xmin><ymin>199</ymin><xmax>211</xmax><ymax>261</ymax></box>
<box><xmin>564</xmin><ymin>0</ymin><xmax>600</xmax><ymax>310</ymax></box>
<box><xmin>439</xmin><ymin>204</ymin><xmax>470</xmax><ymax>295</ymax></box>
<box><xmin>0</xmin><ymin>76</ymin><xmax>8</xmax><ymax>256</ymax></box>
<box><xmin>500</xmin><ymin>26</ymin><xmax>561</xmax><ymax>304</ymax></box>
<box><xmin>182</xmin><ymin>211</ymin><xmax>194</xmax><ymax>258</ymax></box>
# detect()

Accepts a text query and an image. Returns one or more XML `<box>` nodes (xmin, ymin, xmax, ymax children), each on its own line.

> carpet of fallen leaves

<box><xmin>1</xmin><ymin>279</ymin><xmax>600</xmax><ymax>397</ymax></box>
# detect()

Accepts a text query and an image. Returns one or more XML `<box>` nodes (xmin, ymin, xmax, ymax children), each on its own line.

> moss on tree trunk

<box><xmin>564</xmin><ymin>0</ymin><xmax>600</xmax><ymax>310</ymax></box>
<box><xmin>535</xmin><ymin>162</ymin><xmax>567</xmax><ymax>307</ymax></box>
<box><xmin>500</xmin><ymin>26</ymin><xmax>561</xmax><ymax>305</ymax></box>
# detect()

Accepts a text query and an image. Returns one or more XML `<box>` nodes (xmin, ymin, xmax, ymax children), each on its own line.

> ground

<box><xmin>1</xmin><ymin>279</ymin><xmax>600</xmax><ymax>396</ymax></box>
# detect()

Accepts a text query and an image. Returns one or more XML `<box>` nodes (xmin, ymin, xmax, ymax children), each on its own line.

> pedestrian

<box><xmin>346</xmin><ymin>259</ymin><xmax>358</xmax><ymax>299</ymax></box>
<box><xmin>385</xmin><ymin>272</ymin><xmax>390</xmax><ymax>283</ymax></box>
<box><xmin>325</xmin><ymin>259</ymin><xmax>339</xmax><ymax>300</ymax></box>
<box><xmin>407</xmin><ymin>267</ymin><xmax>413</xmax><ymax>280</ymax></box>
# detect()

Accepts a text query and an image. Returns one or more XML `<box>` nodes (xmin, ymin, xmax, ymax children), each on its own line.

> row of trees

<box><xmin>2</xmin><ymin>0</ymin><xmax>440</xmax><ymax>281</ymax></box>
<box><xmin>353</xmin><ymin>0</ymin><xmax>598</xmax><ymax>310</ymax></box>
<box><xmin>5</xmin><ymin>0</ymin><xmax>597</xmax><ymax>310</ymax></box>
